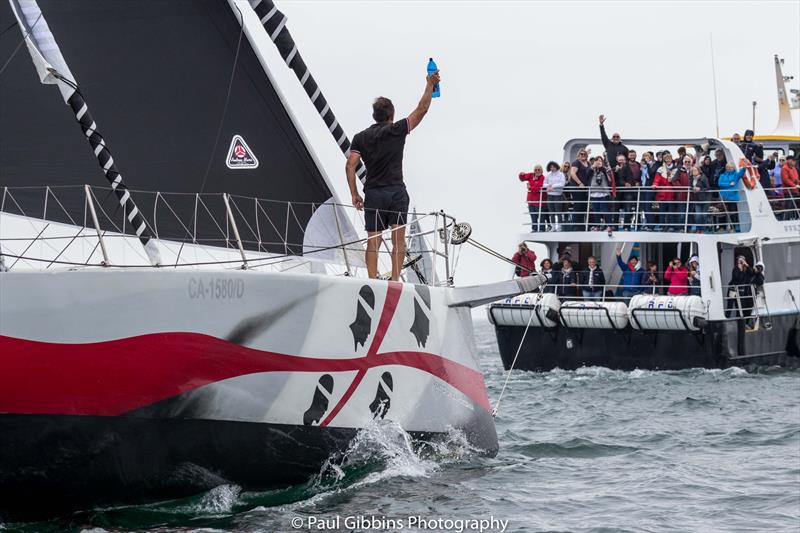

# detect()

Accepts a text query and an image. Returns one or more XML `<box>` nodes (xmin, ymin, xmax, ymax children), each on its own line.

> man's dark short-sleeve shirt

<box><xmin>351</xmin><ymin>118</ymin><xmax>410</xmax><ymax>190</ymax></box>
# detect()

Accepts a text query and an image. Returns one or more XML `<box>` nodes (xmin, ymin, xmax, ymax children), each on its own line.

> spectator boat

<box><xmin>489</xmin><ymin>57</ymin><xmax>800</xmax><ymax>371</ymax></box>
<box><xmin>0</xmin><ymin>0</ymin><xmax>543</xmax><ymax>520</ymax></box>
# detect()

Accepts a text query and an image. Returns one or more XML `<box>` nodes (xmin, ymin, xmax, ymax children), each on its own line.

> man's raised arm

<box><xmin>407</xmin><ymin>70</ymin><xmax>441</xmax><ymax>132</ymax></box>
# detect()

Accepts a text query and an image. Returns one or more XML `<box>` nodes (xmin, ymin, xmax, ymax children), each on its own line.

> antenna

<box><xmin>709</xmin><ymin>34</ymin><xmax>720</xmax><ymax>138</ymax></box>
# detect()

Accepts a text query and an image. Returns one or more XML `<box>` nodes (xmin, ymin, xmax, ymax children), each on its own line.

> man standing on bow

<box><xmin>346</xmin><ymin>69</ymin><xmax>441</xmax><ymax>281</ymax></box>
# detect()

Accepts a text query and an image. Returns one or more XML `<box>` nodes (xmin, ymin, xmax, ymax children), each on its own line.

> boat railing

<box><xmin>528</xmin><ymin>281</ymin><xmax>699</xmax><ymax>300</ymax></box>
<box><xmin>507</xmin><ymin>280</ymin><xmax>765</xmax><ymax>320</ymax></box>
<box><xmin>0</xmin><ymin>185</ymin><xmax>457</xmax><ymax>282</ymax></box>
<box><xmin>521</xmin><ymin>185</ymin><xmax>769</xmax><ymax>233</ymax></box>
<box><xmin>763</xmin><ymin>186</ymin><xmax>800</xmax><ymax>220</ymax></box>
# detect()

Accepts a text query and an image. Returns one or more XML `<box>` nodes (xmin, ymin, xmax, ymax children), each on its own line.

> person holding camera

<box><xmin>511</xmin><ymin>242</ymin><xmax>537</xmax><ymax>278</ymax></box>
<box><xmin>643</xmin><ymin>261</ymin><xmax>661</xmax><ymax>295</ymax></box>
<box><xmin>664</xmin><ymin>257</ymin><xmax>689</xmax><ymax>295</ymax></box>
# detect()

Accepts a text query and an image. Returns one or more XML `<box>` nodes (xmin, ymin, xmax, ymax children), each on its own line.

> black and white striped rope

<box><xmin>9</xmin><ymin>0</ymin><xmax>160</xmax><ymax>265</ymax></box>
<box><xmin>57</xmin><ymin>77</ymin><xmax>160</xmax><ymax>264</ymax></box>
<box><xmin>248</xmin><ymin>0</ymin><xmax>367</xmax><ymax>184</ymax></box>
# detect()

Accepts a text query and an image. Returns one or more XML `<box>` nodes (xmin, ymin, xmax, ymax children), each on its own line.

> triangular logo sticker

<box><xmin>226</xmin><ymin>135</ymin><xmax>259</xmax><ymax>169</ymax></box>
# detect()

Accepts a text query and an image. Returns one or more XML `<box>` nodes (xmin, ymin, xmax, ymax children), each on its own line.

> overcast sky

<box><xmin>275</xmin><ymin>0</ymin><xmax>800</xmax><ymax>287</ymax></box>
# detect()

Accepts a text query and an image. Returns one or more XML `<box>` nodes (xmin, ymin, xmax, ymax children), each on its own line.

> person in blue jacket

<box><xmin>615</xmin><ymin>248</ymin><xmax>645</xmax><ymax>301</ymax></box>
<box><xmin>717</xmin><ymin>162</ymin><xmax>747</xmax><ymax>232</ymax></box>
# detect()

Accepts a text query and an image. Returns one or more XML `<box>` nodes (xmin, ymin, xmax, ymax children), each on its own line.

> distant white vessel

<box><xmin>489</xmin><ymin>56</ymin><xmax>799</xmax><ymax>371</ymax></box>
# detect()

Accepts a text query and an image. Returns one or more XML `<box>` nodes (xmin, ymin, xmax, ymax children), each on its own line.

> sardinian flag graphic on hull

<box><xmin>226</xmin><ymin>135</ymin><xmax>259</xmax><ymax>169</ymax></box>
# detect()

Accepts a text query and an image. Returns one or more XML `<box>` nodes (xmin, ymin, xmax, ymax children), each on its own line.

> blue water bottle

<box><xmin>427</xmin><ymin>58</ymin><xmax>440</xmax><ymax>98</ymax></box>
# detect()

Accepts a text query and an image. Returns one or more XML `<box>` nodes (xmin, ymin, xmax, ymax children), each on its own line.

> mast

<box><xmin>9</xmin><ymin>0</ymin><xmax>161</xmax><ymax>265</ymax></box>
<box><xmin>773</xmin><ymin>54</ymin><xmax>798</xmax><ymax>135</ymax></box>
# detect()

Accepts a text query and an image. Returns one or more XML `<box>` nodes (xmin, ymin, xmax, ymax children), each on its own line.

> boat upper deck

<box><xmin>518</xmin><ymin>137</ymin><xmax>800</xmax><ymax>244</ymax></box>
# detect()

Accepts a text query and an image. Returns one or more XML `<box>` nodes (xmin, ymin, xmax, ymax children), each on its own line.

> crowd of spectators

<box><xmin>512</xmin><ymin>244</ymin><xmax>763</xmax><ymax>317</ymax></box>
<box><xmin>518</xmin><ymin>117</ymin><xmax>800</xmax><ymax>233</ymax></box>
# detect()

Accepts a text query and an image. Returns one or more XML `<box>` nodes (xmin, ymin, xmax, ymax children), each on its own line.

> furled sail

<box><xmin>0</xmin><ymin>0</ymin><xmax>351</xmax><ymax>255</ymax></box>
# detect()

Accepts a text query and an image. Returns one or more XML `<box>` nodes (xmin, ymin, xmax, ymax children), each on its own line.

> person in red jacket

<box><xmin>653</xmin><ymin>159</ymin><xmax>675</xmax><ymax>231</ymax></box>
<box><xmin>653</xmin><ymin>152</ymin><xmax>689</xmax><ymax>232</ymax></box>
<box><xmin>664</xmin><ymin>257</ymin><xmax>689</xmax><ymax>295</ymax></box>
<box><xmin>519</xmin><ymin>164</ymin><xmax>548</xmax><ymax>231</ymax></box>
<box><xmin>511</xmin><ymin>242</ymin><xmax>537</xmax><ymax>277</ymax></box>
<box><xmin>782</xmin><ymin>156</ymin><xmax>799</xmax><ymax>220</ymax></box>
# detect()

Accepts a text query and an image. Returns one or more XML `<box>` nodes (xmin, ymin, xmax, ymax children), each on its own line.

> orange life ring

<box><xmin>739</xmin><ymin>158</ymin><xmax>759</xmax><ymax>190</ymax></box>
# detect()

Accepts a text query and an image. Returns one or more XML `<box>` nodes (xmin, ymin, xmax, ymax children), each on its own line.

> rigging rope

<box><xmin>492</xmin><ymin>302</ymin><xmax>536</xmax><ymax>418</ymax></box>
<box><xmin>467</xmin><ymin>237</ymin><xmax>535</xmax><ymax>274</ymax></box>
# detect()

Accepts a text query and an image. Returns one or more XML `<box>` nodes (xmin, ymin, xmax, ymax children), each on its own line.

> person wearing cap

<box><xmin>739</xmin><ymin>129</ymin><xmax>764</xmax><ymax>164</ymax></box>
<box><xmin>615</xmin><ymin>248</ymin><xmax>645</xmax><ymax>301</ymax></box>
<box><xmin>598</xmin><ymin>115</ymin><xmax>629</xmax><ymax>167</ymax></box>
<box><xmin>688</xmin><ymin>256</ymin><xmax>701</xmax><ymax>296</ymax></box>
<box><xmin>543</xmin><ymin>161</ymin><xmax>567</xmax><ymax>231</ymax></box>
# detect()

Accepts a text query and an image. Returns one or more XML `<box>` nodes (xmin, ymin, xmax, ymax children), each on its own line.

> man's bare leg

<box><xmin>366</xmin><ymin>231</ymin><xmax>382</xmax><ymax>279</ymax></box>
<box><xmin>390</xmin><ymin>224</ymin><xmax>406</xmax><ymax>282</ymax></box>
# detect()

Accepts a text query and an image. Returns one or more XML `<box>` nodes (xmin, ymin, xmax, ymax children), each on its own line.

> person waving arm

<box><xmin>407</xmin><ymin>70</ymin><xmax>441</xmax><ymax>132</ymax></box>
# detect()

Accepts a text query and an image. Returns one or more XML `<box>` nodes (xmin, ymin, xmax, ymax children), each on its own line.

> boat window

<box><xmin>760</xmin><ymin>242</ymin><xmax>800</xmax><ymax>281</ymax></box>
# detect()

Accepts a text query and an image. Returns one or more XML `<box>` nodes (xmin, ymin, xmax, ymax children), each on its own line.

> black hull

<box><xmin>493</xmin><ymin>312</ymin><xmax>800</xmax><ymax>372</ymax></box>
<box><xmin>0</xmin><ymin>414</ymin><xmax>493</xmax><ymax>522</ymax></box>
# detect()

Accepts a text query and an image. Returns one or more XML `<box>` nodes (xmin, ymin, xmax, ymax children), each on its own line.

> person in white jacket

<box><xmin>543</xmin><ymin>161</ymin><xmax>567</xmax><ymax>231</ymax></box>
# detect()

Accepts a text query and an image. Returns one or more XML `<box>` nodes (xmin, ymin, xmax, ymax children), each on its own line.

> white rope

<box><xmin>492</xmin><ymin>302</ymin><xmax>537</xmax><ymax>418</ymax></box>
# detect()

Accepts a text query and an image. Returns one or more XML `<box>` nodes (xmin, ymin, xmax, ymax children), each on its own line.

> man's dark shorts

<box><xmin>364</xmin><ymin>185</ymin><xmax>409</xmax><ymax>232</ymax></box>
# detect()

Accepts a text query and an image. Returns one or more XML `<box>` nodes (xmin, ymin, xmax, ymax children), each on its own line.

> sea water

<box><xmin>4</xmin><ymin>320</ymin><xmax>799</xmax><ymax>533</ymax></box>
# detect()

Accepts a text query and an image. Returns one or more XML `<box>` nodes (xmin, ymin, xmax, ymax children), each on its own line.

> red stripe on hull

<box><xmin>0</xmin><ymin>331</ymin><xmax>490</xmax><ymax>416</ymax></box>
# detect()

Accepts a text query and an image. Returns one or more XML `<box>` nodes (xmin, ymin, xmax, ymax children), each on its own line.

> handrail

<box><xmin>0</xmin><ymin>185</ymin><xmax>460</xmax><ymax>283</ymax></box>
<box><xmin>519</xmin><ymin>184</ymin><xmax>783</xmax><ymax>232</ymax></box>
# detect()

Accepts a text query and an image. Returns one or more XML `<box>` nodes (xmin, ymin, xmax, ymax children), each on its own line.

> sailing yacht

<box><xmin>0</xmin><ymin>0</ymin><xmax>542</xmax><ymax>519</ymax></box>
<box><xmin>488</xmin><ymin>55</ymin><xmax>800</xmax><ymax>371</ymax></box>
